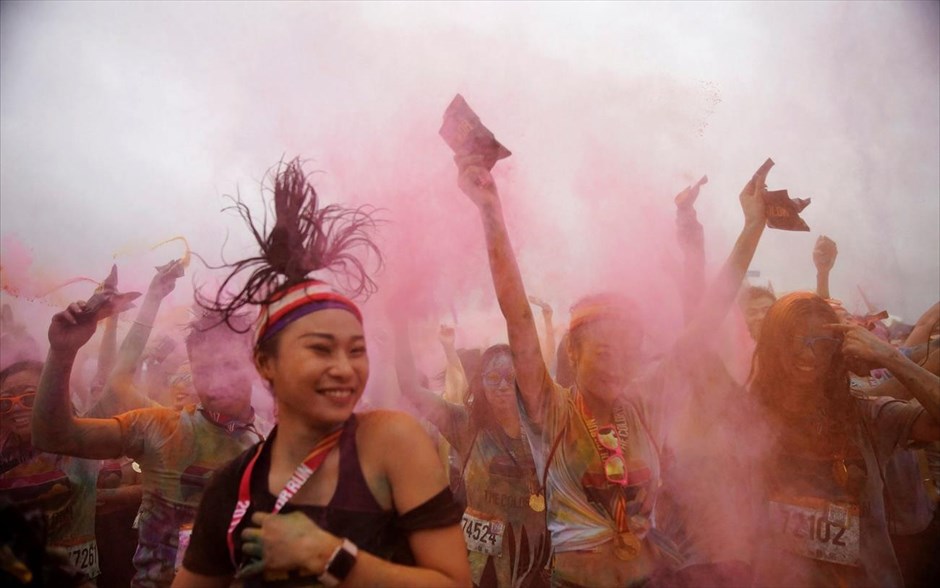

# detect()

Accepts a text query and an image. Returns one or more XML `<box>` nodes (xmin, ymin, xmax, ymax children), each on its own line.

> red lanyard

<box><xmin>226</xmin><ymin>426</ymin><xmax>343</xmax><ymax>565</ymax></box>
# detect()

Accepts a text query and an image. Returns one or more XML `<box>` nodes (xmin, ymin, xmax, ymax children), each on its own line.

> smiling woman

<box><xmin>1</xmin><ymin>361</ymin><xmax>103</xmax><ymax>584</ymax></box>
<box><xmin>749</xmin><ymin>292</ymin><xmax>940</xmax><ymax>587</ymax></box>
<box><xmin>172</xmin><ymin>158</ymin><xmax>471</xmax><ymax>588</ymax></box>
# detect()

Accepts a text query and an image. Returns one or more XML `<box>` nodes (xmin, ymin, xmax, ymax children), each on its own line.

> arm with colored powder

<box><xmin>674</xmin><ymin>161</ymin><xmax>769</xmax><ymax>364</ymax></box>
<box><xmin>903</xmin><ymin>301</ymin><xmax>940</xmax><ymax>348</ymax></box>
<box><xmin>89</xmin><ymin>259</ymin><xmax>183</xmax><ymax>416</ymax></box>
<box><xmin>528</xmin><ymin>296</ymin><xmax>557</xmax><ymax>374</ymax></box>
<box><xmin>456</xmin><ymin>155</ymin><xmax>551</xmax><ymax>426</ymax></box>
<box><xmin>674</xmin><ymin>180</ymin><xmax>707</xmax><ymax>325</ymax></box>
<box><xmin>393</xmin><ymin>320</ymin><xmax>470</xmax><ymax>449</ymax></box>
<box><xmin>33</xmin><ymin>301</ymin><xmax>125</xmax><ymax>459</ymax></box>
<box><xmin>89</xmin><ymin>314</ymin><xmax>119</xmax><ymax>394</ymax></box>
<box><xmin>813</xmin><ymin>235</ymin><xmax>838</xmax><ymax>300</ymax></box>
<box><xmin>438</xmin><ymin>325</ymin><xmax>469</xmax><ymax>404</ymax></box>
<box><xmin>834</xmin><ymin>322</ymin><xmax>940</xmax><ymax>441</ymax></box>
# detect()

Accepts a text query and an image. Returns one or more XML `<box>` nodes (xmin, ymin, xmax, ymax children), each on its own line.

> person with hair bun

<box><xmin>749</xmin><ymin>291</ymin><xmax>940</xmax><ymax>588</ymax></box>
<box><xmin>174</xmin><ymin>159</ymin><xmax>470</xmax><ymax>587</ymax></box>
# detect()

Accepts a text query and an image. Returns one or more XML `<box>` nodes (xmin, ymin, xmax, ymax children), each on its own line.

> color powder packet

<box><xmin>764</xmin><ymin>189</ymin><xmax>811</xmax><ymax>231</ymax></box>
<box><xmin>439</xmin><ymin>94</ymin><xmax>511</xmax><ymax>170</ymax></box>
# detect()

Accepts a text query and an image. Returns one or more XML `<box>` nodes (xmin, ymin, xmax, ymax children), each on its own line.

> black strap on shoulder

<box><xmin>459</xmin><ymin>428</ymin><xmax>481</xmax><ymax>480</ymax></box>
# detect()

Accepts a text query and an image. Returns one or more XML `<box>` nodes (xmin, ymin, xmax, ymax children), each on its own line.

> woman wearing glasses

<box><xmin>749</xmin><ymin>292</ymin><xmax>940</xmax><ymax>588</ymax></box>
<box><xmin>1</xmin><ymin>360</ymin><xmax>101</xmax><ymax>584</ymax></box>
<box><xmin>395</xmin><ymin>336</ymin><xmax>548</xmax><ymax>588</ymax></box>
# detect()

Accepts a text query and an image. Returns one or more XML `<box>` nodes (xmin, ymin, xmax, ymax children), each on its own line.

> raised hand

<box><xmin>813</xmin><ymin>236</ymin><xmax>838</xmax><ymax>273</ymax></box>
<box><xmin>456</xmin><ymin>154</ymin><xmax>499</xmax><ymax>209</ymax></box>
<box><xmin>528</xmin><ymin>295</ymin><xmax>553</xmax><ymax>316</ymax></box>
<box><xmin>739</xmin><ymin>159</ymin><xmax>771</xmax><ymax>227</ymax></box>
<box><xmin>48</xmin><ymin>301</ymin><xmax>99</xmax><ymax>355</ymax></box>
<box><xmin>828</xmin><ymin>322</ymin><xmax>897</xmax><ymax>366</ymax></box>
<box><xmin>438</xmin><ymin>324</ymin><xmax>456</xmax><ymax>348</ymax></box>
<box><xmin>148</xmin><ymin>258</ymin><xmax>185</xmax><ymax>300</ymax></box>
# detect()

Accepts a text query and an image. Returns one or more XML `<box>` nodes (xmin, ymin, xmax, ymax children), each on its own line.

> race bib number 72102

<box><xmin>768</xmin><ymin>498</ymin><xmax>860</xmax><ymax>567</ymax></box>
<box><xmin>461</xmin><ymin>510</ymin><xmax>505</xmax><ymax>556</ymax></box>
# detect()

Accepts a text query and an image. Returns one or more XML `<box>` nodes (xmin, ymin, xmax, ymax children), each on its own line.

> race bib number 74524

<box><xmin>461</xmin><ymin>510</ymin><xmax>505</xmax><ymax>556</ymax></box>
<box><xmin>768</xmin><ymin>498</ymin><xmax>860</xmax><ymax>567</ymax></box>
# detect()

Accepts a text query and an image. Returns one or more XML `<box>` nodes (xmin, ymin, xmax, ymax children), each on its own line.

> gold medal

<box><xmin>612</xmin><ymin>531</ymin><xmax>641</xmax><ymax>561</ymax></box>
<box><xmin>529</xmin><ymin>493</ymin><xmax>545</xmax><ymax>512</ymax></box>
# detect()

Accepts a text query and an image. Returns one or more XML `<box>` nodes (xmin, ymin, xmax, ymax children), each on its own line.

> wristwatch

<box><xmin>318</xmin><ymin>538</ymin><xmax>358</xmax><ymax>587</ymax></box>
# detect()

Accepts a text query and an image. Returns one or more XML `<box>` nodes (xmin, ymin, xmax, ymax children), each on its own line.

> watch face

<box><xmin>329</xmin><ymin>544</ymin><xmax>358</xmax><ymax>580</ymax></box>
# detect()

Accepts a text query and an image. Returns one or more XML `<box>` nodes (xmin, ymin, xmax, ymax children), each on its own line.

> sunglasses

<box><xmin>799</xmin><ymin>335</ymin><xmax>843</xmax><ymax>355</ymax></box>
<box><xmin>482</xmin><ymin>370</ymin><xmax>514</xmax><ymax>389</ymax></box>
<box><xmin>597</xmin><ymin>425</ymin><xmax>628</xmax><ymax>486</ymax></box>
<box><xmin>1</xmin><ymin>392</ymin><xmax>36</xmax><ymax>414</ymax></box>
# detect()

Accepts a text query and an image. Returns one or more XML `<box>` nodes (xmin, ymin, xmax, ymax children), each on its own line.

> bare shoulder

<box><xmin>356</xmin><ymin>409</ymin><xmax>428</xmax><ymax>445</ymax></box>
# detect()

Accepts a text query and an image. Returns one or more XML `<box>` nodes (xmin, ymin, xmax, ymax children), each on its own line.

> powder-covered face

<box><xmin>1</xmin><ymin>369</ymin><xmax>40</xmax><ymax>443</ymax></box>
<box><xmin>188</xmin><ymin>332</ymin><xmax>255</xmax><ymax>418</ymax></box>
<box><xmin>783</xmin><ymin>313</ymin><xmax>842</xmax><ymax>389</ymax></box>
<box><xmin>481</xmin><ymin>352</ymin><xmax>517</xmax><ymax>417</ymax></box>
<box><xmin>569</xmin><ymin>319</ymin><xmax>642</xmax><ymax>402</ymax></box>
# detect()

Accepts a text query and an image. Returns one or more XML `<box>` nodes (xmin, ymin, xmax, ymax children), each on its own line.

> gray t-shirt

<box><xmin>752</xmin><ymin>396</ymin><xmax>924</xmax><ymax>588</ymax></box>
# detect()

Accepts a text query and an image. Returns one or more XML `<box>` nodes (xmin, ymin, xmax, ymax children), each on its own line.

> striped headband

<box><xmin>255</xmin><ymin>279</ymin><xmax>362</xmax><ymax>347</ymax></box>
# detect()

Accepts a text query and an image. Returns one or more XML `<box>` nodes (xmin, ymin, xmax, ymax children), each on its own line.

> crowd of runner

<box><xmin>1</xmin><ymin>152</ymin><xmax>937</xmax><ymax>588</ymax></box>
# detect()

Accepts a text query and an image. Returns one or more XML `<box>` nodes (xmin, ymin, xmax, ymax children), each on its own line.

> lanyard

<box><xmin>574</xmin><ymin>388</ymin><xmax>630</xmax><ymax>476</ymax></box>
<box><xmin>574</xmin><ymin>388</ymin><xmax>631</xmax><ymax>532</ymax></box>
<box><xmin>226</xmin><ymin>426</ymin><xmax>344</xmax><ymax>565</ymax></box>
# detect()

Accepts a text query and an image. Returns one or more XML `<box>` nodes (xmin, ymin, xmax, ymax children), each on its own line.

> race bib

<box><xmin>63</xmin><ymin>537</ymin><xmax>100</xmax><ymax>578</ymax></box>
<box><xmin>176</xmin><ymin>524</ymin><xmax>194</xmax><ymax>571</ymax></box>
<box><xmin>461</xmin><ymin>509</ymin><xmax>505</xmax><ymax>556</ymax></box>
<box><xmin>768</xmin><ymin>497</ymin><xmax>860</xmax><ymax>567</ymax></box>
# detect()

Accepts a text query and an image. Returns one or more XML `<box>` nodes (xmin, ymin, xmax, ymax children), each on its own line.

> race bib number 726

<box><xmin>64</xmin><ymin>537</ymin><xmax>100</xmax><ymax>579</ymax></box>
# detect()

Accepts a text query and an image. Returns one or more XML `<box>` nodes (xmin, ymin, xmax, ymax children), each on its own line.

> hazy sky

<box><xmin>1</xmin><ymin>1</ymin><xmax>938</xmax><ymax>355</ymax></box>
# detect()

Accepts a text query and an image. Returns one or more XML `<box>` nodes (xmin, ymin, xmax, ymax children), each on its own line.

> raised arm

<box><xmin>674</xmin><ymin>181</ymin><xmax>707</xmax><ymax>324</ymax></box>
<box><xmin>903</xmin><ymin>301</ymin><xmax>940</xmax><ymax>348</ymax></box>
<box><xmin>456</xmin><ymin>156</ymin><xmax>550</xmax><ymax>424</ymax></box>
<box><xmin>528</xmin><ymin>295</ymin><xmax>557</xmax><ymax>372</ymax></box>
<box><xmin>675</xmin><ymin>162</ymin><xmax>769</xmax><ymax>359</ymax></box>
<box><xmin>33</xmin><ymin>301</ymin><xmax>124</xmax><ymax>459</ymax></box>
<box><xmin>437</xmin><ymin>325</ymin><xmax>469</xmax><ymax>404</ymax></box>
<box><xmin>90</xmin><ymin>314</ymin><xmax>119</xmax><ymax>393</ymax></box>
<box><xmin>392</xmin><ymin>320</ymin><xmax>469</xmax><ymax>447</ymax></box>
<box><xmin>90</xmin><ymin>260</ymin><xmax>183</xmax><ymax>415</ymax></box>
<box><xmin>835</xmin><ymin>323</ymin><xmax>940</xmax><ymax>442</ymax></box>
<box><xmin>813</xmin><ymin>235</ymin><xmax>838</xmax><ymax>300</ymax></box>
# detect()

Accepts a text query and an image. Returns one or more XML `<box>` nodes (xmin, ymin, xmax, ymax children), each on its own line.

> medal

<box><xmin>613</xmin><ymin>531</ymin><xmax>641</xmax><ymax>561</ymax></box>
<box><xmin>529</xmin><ymin>493</ymin><xmax>545</xmax><ymax>512</ymax></box>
